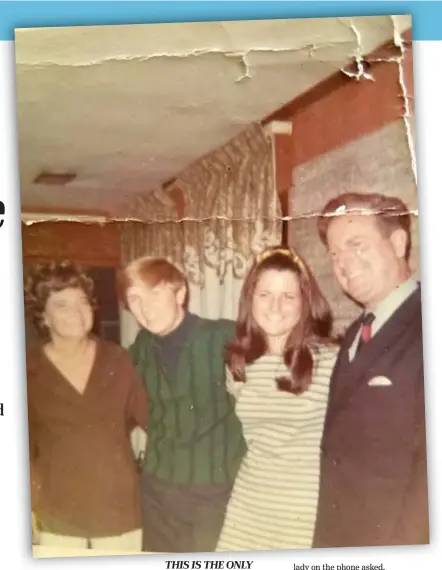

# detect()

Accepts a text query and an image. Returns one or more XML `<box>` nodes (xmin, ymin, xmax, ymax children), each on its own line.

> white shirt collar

<box><xmin>348</xmin><ymin>275</ymin><xmax>418</xmax><ymax>362</ymax></box>
<box><xmin>369</xmin><ymin>275</ymin><xmax>419</xmax><ymax>335</ymax></box>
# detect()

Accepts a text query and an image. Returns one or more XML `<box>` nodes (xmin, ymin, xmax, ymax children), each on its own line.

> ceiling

<box><xmin>15</xmin><ymin>15</ymin><xmax>411</xmax><ymax>219</ymax></box>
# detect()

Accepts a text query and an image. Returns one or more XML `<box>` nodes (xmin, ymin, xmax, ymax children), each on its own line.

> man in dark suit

<box><xmin>313</xmin><ymin>191</ymin><xmax>429</xmax><ymax>548</ymax></box>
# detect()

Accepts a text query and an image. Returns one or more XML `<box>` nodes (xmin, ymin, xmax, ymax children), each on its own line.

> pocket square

<box><xmin>367</xmin><ymin>375</ymin><xmax>392</xmax><ymax>387</ymax></box>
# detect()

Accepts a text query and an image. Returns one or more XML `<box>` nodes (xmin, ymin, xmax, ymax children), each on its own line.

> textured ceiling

<box><xmin>15</xmin><ymin>15</ymin><xmax>411</xmax><ymax>218</ymax></box>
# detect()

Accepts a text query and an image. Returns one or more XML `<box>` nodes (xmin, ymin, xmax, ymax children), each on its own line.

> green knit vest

<box><xmin>129</xmin><ymin>317</ymin><xmax>246</xmax><ymax>485</ymax></box>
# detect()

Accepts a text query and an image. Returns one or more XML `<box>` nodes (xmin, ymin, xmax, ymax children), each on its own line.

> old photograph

<box><xmin>14</xmin><ymin>15</ymin><xmax>427</xmax><ymax>558</ymax></box>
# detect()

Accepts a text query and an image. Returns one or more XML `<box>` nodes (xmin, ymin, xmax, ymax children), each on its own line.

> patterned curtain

<box><xmin>119</xmin><ymin>122</ymin><xmax>282</xmax><ymax>346</ymax></box>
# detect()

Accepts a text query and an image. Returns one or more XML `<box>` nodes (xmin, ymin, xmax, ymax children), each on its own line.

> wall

<box><xmin>271</xmin><ymin>31</ymin><xmax>417</xmax><ymax>332</ymax></box>
<box><xmin>22</xmin><ymin>221</ymin><xmax>121</xmax><ymax>267</ymax></box>
<box><xmin>291</xmin><ymin>40</ymin><xmax>414</xmax><ymax>167</ymax></box>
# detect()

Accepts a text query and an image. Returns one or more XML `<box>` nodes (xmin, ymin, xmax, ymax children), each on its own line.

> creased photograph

<box><xmin>14</xmin><ymin>14</ymin><xmax>428</xmax><ymax>559</ymax></box>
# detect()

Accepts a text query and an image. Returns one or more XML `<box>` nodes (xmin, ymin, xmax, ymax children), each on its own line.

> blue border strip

<box><xmin>0</xmin><ymin>2</ymin><xmax>439</xmax><ymax>42</ymax></box>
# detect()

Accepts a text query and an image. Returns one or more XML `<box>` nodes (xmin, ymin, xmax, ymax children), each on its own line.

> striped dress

<box><xmin>216</xmin><ymin>344</ymin><xmax>338</xmax><ymax>552</ymax></box>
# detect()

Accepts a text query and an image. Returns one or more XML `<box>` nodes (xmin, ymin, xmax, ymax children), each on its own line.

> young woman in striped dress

<box><xmin>216</xmin><ymin>246</ymin><xmax>338</xmax><ymax>552</ymax></box>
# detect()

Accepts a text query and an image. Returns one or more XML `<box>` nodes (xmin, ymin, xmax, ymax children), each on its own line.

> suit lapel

<box><xmin>326</xmin><ymin>287</ymin><xmax>422</xmax><ymax>428</ymax></box>
<box><xmin>322</xmin><ymin>318</ymin><xmax>361</xmax><ymax>433</ymax></box>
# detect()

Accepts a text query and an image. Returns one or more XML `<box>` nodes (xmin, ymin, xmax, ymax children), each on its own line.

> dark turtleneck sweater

<box><xmin>155</xmin><ymin>311</ymin><xmax>199</xmax><ymax>379</ymax></box>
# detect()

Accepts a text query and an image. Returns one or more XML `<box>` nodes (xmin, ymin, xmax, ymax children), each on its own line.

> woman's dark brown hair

<box><xmin>24</xmin><ymin>260</ymin><xmax>96</xmax><ymax>339</ymax></box>
<box><xmin>226</xmin><ymin>246</ymin><xmax>333</xmax><ymax>395</ymax></box>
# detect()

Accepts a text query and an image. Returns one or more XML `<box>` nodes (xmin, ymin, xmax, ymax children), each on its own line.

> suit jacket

<box><xmin>313</xmin><ymin>287</ymin><xmax>430</xmax><ymax>548</ymax></box>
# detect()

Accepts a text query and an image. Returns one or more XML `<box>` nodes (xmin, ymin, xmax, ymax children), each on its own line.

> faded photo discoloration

<box><xmin>15</xmin><ymin>15</ymin><xmax>427</xmax><ymax>559</ymax></box>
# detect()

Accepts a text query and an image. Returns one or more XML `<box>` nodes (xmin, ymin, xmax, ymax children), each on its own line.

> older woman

<box><xmin>216</xmin><ymin>246</ymin><xmax>338</xmax><ymax>552</ymax></box>
<box><xmin>25</xmin><ymin>261</ymin><xmax>148</xmax><ymax>551</ymax></box>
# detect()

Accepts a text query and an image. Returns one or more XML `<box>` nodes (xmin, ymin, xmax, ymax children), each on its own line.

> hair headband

<box><xmin>255</xmin><ymin>248</ymin><xmax>305</xmax><ymax>271</ymax></box>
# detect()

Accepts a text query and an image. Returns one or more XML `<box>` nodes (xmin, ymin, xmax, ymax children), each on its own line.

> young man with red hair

<box><xmin>119</xmin><ymin>257</ymin><xmax>246</xmax><ymax>553</ymax></box>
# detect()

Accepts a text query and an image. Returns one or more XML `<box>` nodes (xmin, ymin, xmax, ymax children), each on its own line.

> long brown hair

<box><xmin>226</xmin><ymin>246</ymin><xmax>332</xmax><ymax>395</ymax></box>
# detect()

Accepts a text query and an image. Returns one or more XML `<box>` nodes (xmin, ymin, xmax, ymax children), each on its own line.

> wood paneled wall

<box><xmin>21</xmin><ymin>222</ymin><xmax>121</xmax><ymax>268</ymax></box>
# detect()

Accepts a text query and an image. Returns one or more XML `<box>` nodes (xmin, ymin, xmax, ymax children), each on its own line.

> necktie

<box><xmin>357</xmin><ymin>312</ymin><xmax>375</xmax><ymax>352</ymax></box>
